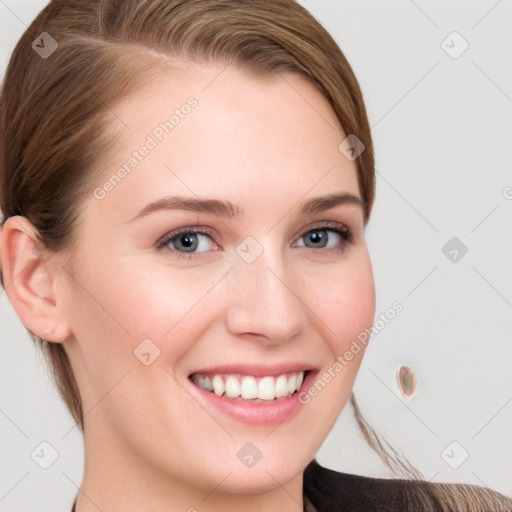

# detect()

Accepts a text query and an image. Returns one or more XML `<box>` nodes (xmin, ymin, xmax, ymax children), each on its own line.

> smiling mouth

<box><xmin>189</xmin><ymin>370</ymin><xmax>309</xmax><ymax>402</ymax></box>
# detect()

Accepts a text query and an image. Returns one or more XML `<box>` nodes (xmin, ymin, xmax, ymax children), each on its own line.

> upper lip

<box><xmin>189</xmin><ymin>363</ymin><xmax>318</xmax><ymax>378</ymax></box>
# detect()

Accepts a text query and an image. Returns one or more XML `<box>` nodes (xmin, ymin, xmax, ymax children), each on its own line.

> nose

<box><xmin>225</xmin><ymin>243</ymin><xmax>307</xmax><ymax>346</ymax></box>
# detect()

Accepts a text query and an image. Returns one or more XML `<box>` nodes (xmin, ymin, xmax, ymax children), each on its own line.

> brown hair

<box><xmin>0</xmin><ymin>1</ymin><xmax>510</xmax><ymax>511</ymax></box>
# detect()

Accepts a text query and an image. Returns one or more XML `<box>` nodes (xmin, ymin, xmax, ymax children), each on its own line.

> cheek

<box><xmin>292</xmin><ymin>253</ymin><xmax>375</xmax><ymax>460</ymax></box>
<box><xmin>336</xmin><ymin>264</ymin><xmax>375</xmax><ymax>350</ymax></box>
<box><xmin>64</xmin><ymin>256</ymin><xmax>231</xmax><ymax>401</ymax></box>
<box><xmin>71</xmin><ymin>254</ymin><xmax>221</xmax><ymax>341</ymax></box>
<box><xmin>301</xmin><ymin>250</ymin><xmax>376</xmax><ymax>354</ymax></box>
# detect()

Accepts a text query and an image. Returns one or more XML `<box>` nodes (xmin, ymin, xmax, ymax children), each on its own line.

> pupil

<box><xmin>308</xmin><ymin>230</ymin><xmax>326</xmax><ymax>247</ymax></box>
<box><xmin>179</xmin><ymin>234</ymin><xmax>197</xmax><ymax>250</ymax></box>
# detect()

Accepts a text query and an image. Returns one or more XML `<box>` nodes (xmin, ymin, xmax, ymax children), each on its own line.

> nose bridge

<box><xmin>226</xmin><ymin>238</ymin><xmax>305</xmax><ymax>342</ymax></box>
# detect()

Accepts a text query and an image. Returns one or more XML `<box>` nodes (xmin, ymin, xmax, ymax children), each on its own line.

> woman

<box><xmin>0</xmin><ymin>1</ymin><xmax>510</xmax><ymax>511</ymax></box>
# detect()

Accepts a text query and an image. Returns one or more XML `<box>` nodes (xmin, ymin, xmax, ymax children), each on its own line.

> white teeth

<box><xmin>212</xmin><ymin>375</ymin><xmax>224</xmax><ymax>396</ymax></box>
<box><xmin>192</xmin><ymin>371</ymin><xmax>306</xmax><ymax>401</ymax></box>
<box><xmin>295</xmin><ymin>371</ymin><xmax>304</xmax><ymax>391</ymax></box>
<box><xmin>224</xmin><ymin>375</ymin><xmax>241</xmax><ymax>398</ymax></box>
<box><xmin>240</xmin><ymin>376</ymin><xmax>258</xmax><ymax>399</ymax></box>
<box><xmin>192</xmin><ymin>373</ymin><xmax>212</xmax><ymax>391</ymax></box>
<box><xmin>258</xmin><ymin>376</ymin><xmax>275</xmax><ymax>400</ymax></box>
<box><xmin>275</xmin><ymin>375</ymin><xmax>288</xmax><ymax>398</ymax></box>
<box><xmin>287</xmin><ymin>374</ymin><xmax>297</xmax><ymax>394</ymax></box>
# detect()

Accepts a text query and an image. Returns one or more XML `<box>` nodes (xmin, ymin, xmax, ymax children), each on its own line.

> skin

<box><xmin>1</xmin><ymin>63</ymin><xmax>376</xmax><ymax>512</ymax></box>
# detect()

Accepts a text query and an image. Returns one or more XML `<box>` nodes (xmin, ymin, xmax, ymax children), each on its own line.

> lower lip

<box><xmin>187</xmin><ymin>371</ymin><xmax>316</xmax><ymax>426</ymax></box>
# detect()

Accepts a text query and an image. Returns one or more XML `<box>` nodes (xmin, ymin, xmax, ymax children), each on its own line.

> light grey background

<box><xmin>1</xmin><ymin>1</ymin><xmax>511</xmax><ymax>510</ymax></box>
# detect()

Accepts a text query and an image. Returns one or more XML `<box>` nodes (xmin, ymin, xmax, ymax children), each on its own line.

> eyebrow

<box><xmin>126</xmin><ymin>192</ymin><xmax>365</xmax><ymax>223</ymax></box>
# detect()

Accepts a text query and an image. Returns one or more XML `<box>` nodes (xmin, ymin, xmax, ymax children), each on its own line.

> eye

<box><xmin>156</xmin><ymin>222</ymin><xmax>354</xmax><ymax>259</ymax></box>
<box><xmin>294</xmin><ymin>223</ymin><xmax>353</xmax><ymax>251</ymax></box>
<box><xmin>156</xmin><ymin>227</ymin><xmax>217</xmax><ymax>259</ymax></box>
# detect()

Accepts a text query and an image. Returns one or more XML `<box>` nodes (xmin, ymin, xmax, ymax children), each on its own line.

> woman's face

<box><xmin>58</xmin><ymin>63</ymin><xmax>376</xmax><ymax>498</ymax></box>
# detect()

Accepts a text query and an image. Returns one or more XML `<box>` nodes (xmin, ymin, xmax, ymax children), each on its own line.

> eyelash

<box><xmin>155</xmin><ymin>222</ymin><xmax>354</xmax><ymax>259</ymax></box>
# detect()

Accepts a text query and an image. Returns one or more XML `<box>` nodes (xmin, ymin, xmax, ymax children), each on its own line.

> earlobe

<box><xmin>0</xmin><ymin>215</ymin><xmax>71</xmax><ymax>344</ymax></box>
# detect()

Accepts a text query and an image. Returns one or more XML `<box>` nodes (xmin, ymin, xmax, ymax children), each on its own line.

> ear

<box><xmin>0</xmin><ymin>216</ymin><xmax>71</xmax><ymax>343</ymax></box>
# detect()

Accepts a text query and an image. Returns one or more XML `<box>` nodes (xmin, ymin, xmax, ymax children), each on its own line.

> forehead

<box><xmin>90</xmin><ymin>63</ymin><xmax>361</xmax><ymax>222</ymax></box>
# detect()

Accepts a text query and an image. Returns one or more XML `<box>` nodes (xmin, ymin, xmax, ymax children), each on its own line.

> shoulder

<box><xmin>303</xmin><ymin>459</ymin><xmax>425</xmax><ymax>511</ymax></box>
<box><xmin>303</xmin><ymin>459</ymin><xmax>512</xmax><ymax>512</ymax></box>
